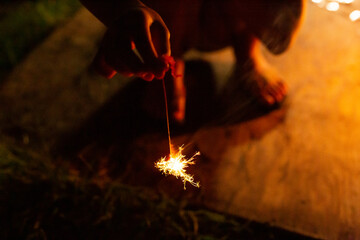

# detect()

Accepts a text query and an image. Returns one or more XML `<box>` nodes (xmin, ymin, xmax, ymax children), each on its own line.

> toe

<box><xmin>261</xmin><ymin>89</ymin><xmax>276</xmax><ymax>105</ymax></box>
<box><xmin>260</xmin><ymin>80</ymin><xmax>287</xmax><ymax>105</ymax></box>
<box><xmin>270</xmin><ymin>81</ymin><xmax>287</xmax><ymax>103</ymax></box>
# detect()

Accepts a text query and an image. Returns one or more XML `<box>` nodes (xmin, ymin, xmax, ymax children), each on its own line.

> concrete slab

<box><xmin>0</xmin><ymin>8</ymin><xmax>128</xmax><ymax>150</ymax></box>
<box><xmin>121</xmin><ymin>2</ymin><xmax>360</xmax><ymax>239</ymax></box>
<box><xmin>192</xmin><ymin>2</ymin><xmax>360</xmax><ymax>239</ymax></box>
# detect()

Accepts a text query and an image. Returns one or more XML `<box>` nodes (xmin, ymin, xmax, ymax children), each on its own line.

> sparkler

<box><xmin>130</xmin><ymin>43</ymin><xmax>200</xmax><ymax>189</ymax></box>
<box><xmin>154</xmin><ymin>57</ymin><xmax>200</xmax><ymax>189</ymax></box>
<box><xmin>155</xmin><ymin>145</ymin><xmax>200</xmax><ymax>189</ymax></box>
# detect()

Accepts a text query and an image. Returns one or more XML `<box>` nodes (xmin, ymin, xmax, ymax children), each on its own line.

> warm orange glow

<box><xmin>155</xmin><ymin>146</ymin><xmax>200</xmax><ymax>189</ymax></box>
<box><xmin>326</xmin><ymin>2</ymin><xmax>340</xmax><ymax>11</ymax></box>
<box><xmin>312</xmin><ymin>0</ymin><xmax>356</xmax><ymax>10</ymax></box>
<box><xmin>349</xmin><ymin>10</ymin><xmax>360</xmax><ymax>21</ymax></box>
<box><xmin>337</xmin><ymin>0</ymin><xmax>354</xmax><ymax>3</ymax></box>
<box><xmin>312</xmin><ymin>0</ymin><xmax>360</xmax><ymax>23</ymax></box>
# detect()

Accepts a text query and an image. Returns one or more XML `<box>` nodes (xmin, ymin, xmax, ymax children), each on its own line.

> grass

<box><xmin>0</xmin><ymin>142</ymin><xmax>314</xmax><ymax>240</ymax></box>
<box><xmin>0</xmin><ymin>143</ymin><xmax>245</xmax><ymax>240</ymax></box>
<box><xmin>0</xmin><ymin>0</ymin><xmax>80</xmax><ymax>80</ymax></box>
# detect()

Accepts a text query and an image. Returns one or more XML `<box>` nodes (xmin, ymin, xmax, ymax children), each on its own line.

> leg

<box><xmin>231</xmin><ymin>0</ymin><xmax>306</xmax><ymax>54</ymax></box>
<box><xmin>141</xmin><ymin>0</ymin><xmax>195</xmax><ymax>123</ymax></box>
<box><xmin>231</xmin><ymin>33</ymin><xmax>287</xmax><ymax>105</ymax></box>
<box><xmin>171</xmin><ymin>59</ymin><xmax>186</xmax><ymax>123</ymax></box>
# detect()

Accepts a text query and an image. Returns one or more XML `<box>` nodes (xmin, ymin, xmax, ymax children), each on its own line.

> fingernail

<box><xmin>123</xmin><ymin>72</ymin><xmax>134</xmax><ymax>77</ymax></box>
<box><xmin>106</xmin><ymin>70</ymin><xmax>117</xmax><ymax>79</ymax></box>
<box><xmin>155</xmin><ymin>71</ymin><xmax>166</xmax><ymax>79</ymax></box>
<box><xmin>96</xmin><ymin>67</ymin><xmax>116</xmax><ymax>79</ymax></box>
<box><xmin>265</xmin><ymin>95</ymin><xmax>275</xmax><ymax>105</ymax></box>
<box><xmin>143</xmin><ymin>73</ymin><xmax>154</xmax><ymax>81</ymax></box>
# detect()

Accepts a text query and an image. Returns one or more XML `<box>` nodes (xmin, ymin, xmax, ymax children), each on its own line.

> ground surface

<box><xmin>1</xmin><ymin>1</ymin><xmax>360</xmax><ymax>239</ymax></box>
<box><xmin>194</xmin><ymin>3</ymin><xmax>360</xmax><ymax>239</ymax></box>
<box><xmin>0</xmin><ymin>6</ymin><xmax>314</xmax><ymax>240</ymax></box>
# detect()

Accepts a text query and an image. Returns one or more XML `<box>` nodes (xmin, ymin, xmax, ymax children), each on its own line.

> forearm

<box><xmin>80</xmin><ymin>0</ymin><xmax>146</xmax><ymax>26</ymax></box>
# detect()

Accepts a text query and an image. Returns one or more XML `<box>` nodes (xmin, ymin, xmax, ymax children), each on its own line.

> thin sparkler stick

<box><xmin>161</xmin><ymin>78</ymin><xmax>172</xmax><ymax>155</ymax></box>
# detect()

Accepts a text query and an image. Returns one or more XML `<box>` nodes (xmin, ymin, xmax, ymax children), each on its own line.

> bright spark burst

<box><xmin>155</xmin><ymin>146</ymin><xmax>200</xmax><ymax>189</ymax></box>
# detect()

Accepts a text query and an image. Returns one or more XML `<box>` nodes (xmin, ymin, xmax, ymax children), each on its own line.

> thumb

<box><xmin>150</xmin><ymin>20</ymin><xmax>171</xmax><ymax>57</ymax></box>
<box><xmin>150</xmin><ymin>21</ymin><xmax>171</xmax><ymax>78</ymax></box>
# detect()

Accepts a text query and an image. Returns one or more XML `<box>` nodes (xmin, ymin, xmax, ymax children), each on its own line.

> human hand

<box><xmin>92</xmin><ymin>5</ymin><xmax>171</xmax><ymax>81</ymax></box>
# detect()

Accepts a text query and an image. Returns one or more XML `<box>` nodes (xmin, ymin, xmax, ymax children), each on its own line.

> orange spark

<box><xmin>155</xmin><ymin>146</ymin><xmax>200</xmax><ymax>189</ymax></box>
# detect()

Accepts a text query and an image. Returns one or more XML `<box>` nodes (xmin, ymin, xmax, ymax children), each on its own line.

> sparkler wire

<box><xmin>162</xmin><ymin>78</ymin><xmax>172</xmax><ymax>155</ymax></box>
<box><xmin>156</xmin><ymin>58</ymin><xmax>200</xmax><ymax>189</ymax></box>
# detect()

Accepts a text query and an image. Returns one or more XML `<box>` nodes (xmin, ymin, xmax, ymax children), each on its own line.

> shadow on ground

<box><xmin>55</xmin><ymin>59</ymin><xmax>286</xmax><ymax>191</ymax></box>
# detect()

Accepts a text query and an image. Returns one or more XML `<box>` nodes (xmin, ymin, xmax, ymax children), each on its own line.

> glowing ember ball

<box><xmin>349</xmin><ymin>10</ymin><xmax>360</xmax><ymax>21</ymax></box>
<box><xmin>326</xmin><ymin>2</ymin><xmax>340</xmax><ymax>11</ymax></box>
<box><xmin>155</xmin><ymin>146</ymin><xmax>200</xmax><ymax>189</ymax></box>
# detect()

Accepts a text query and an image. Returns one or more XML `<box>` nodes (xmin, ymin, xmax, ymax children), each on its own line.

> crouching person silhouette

<box><xmin>81</xmin><ymin>0</ymin><xmax>305</xmax><ymax>123</ymax></box>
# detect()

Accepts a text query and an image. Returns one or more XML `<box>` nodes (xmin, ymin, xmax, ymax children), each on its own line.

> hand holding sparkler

<box><xmin>81</xmin><ymin>0</ymin><xmax>171</xmax><ymax>80</ymax></box>
<box><xmin>81</xmin><ymin>0</ymin><xmax>199</xmax><ymax>188</ymax></box>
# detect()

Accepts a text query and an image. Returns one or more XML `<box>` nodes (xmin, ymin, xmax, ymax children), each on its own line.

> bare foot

<box><xmin>226</xmin><ymin>60</ymin><xmax>287</xmax><ymax>108</ymax></box>
<box><xmin>252</xmin><ymin>51</ymin><xmax>287</xmax><ymax>105</ymax></box>
<box><xmin>231</xmin><ymin>36</ymin><xmax>287</xmax><ymax>106</ymax></box>
<box><xmin>250</xmin><ymin>71</ymin><xmax>287</xmax><ymax>105</ymax></box>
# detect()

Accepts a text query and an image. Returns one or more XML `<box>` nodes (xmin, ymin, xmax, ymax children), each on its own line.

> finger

<box><xmin>92</xmin><ymin>50</ymin><xmax>117</xmax><ymax>79</ymax></box>
<box><xmin>102</xmin><ymin>32</ymin><xmax>145</xmax><ymax>75</ymax></box>
<box><xmin>136</xmin><ymin>72</ymin><xmax>154</xmax><ymax>81</ymax></box>
<box><xmin>132</xmin><ymin>23</ymin><xmax>158</xmax><ymax>62</ymax></box>
<box><xmin>149</xmin><ymin>21</ymin><xmax>171</xmax><ymax>78</ymax></box>
<box><xmin>105</xmin><ymin>49</ymin><xmax>144</xmax><ymax>75</ymax></box>
<box><xmin>150</xmin><ymin>20</ymin><xmax>171</xmax><ymax>57</ymax></box>
<box><xmin>132</xmin><ymin>26</ymin><xmax>169</xmax><ymax>79</ymax></box>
